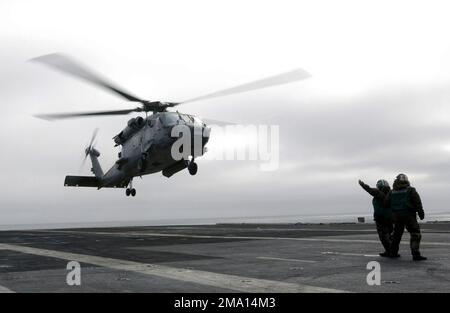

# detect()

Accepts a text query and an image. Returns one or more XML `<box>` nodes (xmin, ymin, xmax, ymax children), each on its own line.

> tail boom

<box><xmin>64</xmin><ymin>175</ymin><xmax>128</xmax><ymax>188</ymax></box>
<box><xmin>64</xmin><ymin>176</ymin><xmax>100</xmax><ymax>187</ymax></box>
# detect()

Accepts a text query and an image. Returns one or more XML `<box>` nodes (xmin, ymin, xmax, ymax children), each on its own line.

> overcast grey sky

<box><xmin>2</xmin><ymin>0</ymin><xmax>450</xmax><ymax>225</ymax></box>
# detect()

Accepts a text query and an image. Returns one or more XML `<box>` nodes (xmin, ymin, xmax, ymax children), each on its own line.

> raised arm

<box><xmin>358</xmin><ymin>180</ymin><xmax>383</xmax><ymax>198</ymax></box>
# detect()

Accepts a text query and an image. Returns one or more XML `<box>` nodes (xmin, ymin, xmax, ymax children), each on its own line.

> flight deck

<box><xmin>0</xmin><ymin>222</ymin><xmax>449</xmax><ymax>293</ymax></box>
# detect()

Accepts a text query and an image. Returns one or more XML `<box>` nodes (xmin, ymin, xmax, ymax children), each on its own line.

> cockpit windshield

<box><xmin>193</xmin><ymin>116</ymin><xmax>203</xmax><ymax>125</ymax></box>
<box><xmin>179</xmin><ymin>114</ymin><xmax>203</xmax><ymax>125</ymax></box>
<box><xmin>159</xmin><ymin>112</ymin><xmax>179</xmax><ymax>126</ymax></box>
<box><xmin>180</xmin><ymin>114</ymin><xmax>193</xmax><ymax>124</ymax></box>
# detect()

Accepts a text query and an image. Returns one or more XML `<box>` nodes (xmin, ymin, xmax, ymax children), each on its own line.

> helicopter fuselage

<box><xmin>97</xmin><ymin>111</ymin><xmax>209</xmax><ymax>189</ymax></box>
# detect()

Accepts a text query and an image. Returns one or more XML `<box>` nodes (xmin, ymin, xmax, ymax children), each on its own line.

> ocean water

<box><xmin>1</xmin><ymin>212</ymin><xmax>449</xmax><ymax>231</ymax></box>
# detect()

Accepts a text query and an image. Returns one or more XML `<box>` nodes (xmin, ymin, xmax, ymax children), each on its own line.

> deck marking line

<box><xmin>40</xmin><ymin>230</ymin><xmax>450</xmax><ymax>247</ymax></box>
<box><xmin>0</xmin><ymin>285</ymin><xmax>14</xmax><ymax>293</ymax></box>
<box><xmin>0</xmin><ymin>243</ymin><xmax>344</xmax><ymax>293</ymax></box>
<box><xmin>257</xmin><ymin>256</ymin><xmax>317</xmax><ymax>263</ymax></box>
<box><xmin>322</xmin><ymin>252</ymin><xmax>379</xmax><ymax>257</ymax></box>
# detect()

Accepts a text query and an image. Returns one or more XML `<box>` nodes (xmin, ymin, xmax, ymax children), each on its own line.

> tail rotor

<box><xmin>80</xmin><ymin>128</ymin><xmax>99</xmax><ymax>171</ymax></box>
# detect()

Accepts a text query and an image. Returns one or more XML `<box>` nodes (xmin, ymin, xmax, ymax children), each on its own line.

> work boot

<box><xmin>379</xmin><ymin>252</ymin><xmax>390</xmax><ymax>257</ymax></box>
<box><xmin>412</xmin><ymin>255</ymin><xmax>427</xmax><ymax>261</ymax></box>
<box><xmin>388</xmin><ymin>253</ymin><xmax>401</xmax><ymax>258</ymax></box>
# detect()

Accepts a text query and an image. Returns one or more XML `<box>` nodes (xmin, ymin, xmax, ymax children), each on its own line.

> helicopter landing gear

<box><xmin>126</xmin><ymin>180</ymin><xmax>136</xmax><ymax>197</ymax></box>
<box><xmin>126</xmin><ymin>188</ymin><xmax>136</xmax><ymax>197</ymax></box>
<box><xmin>188</xmin><ymin>159</ymin><xmax>198</xmax><ymax>176</ymax></box>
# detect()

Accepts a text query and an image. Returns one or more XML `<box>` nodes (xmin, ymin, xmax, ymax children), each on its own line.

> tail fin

<box><xmin>88</xmin><ymin>148</ymin><xmax>104</xmax><ymax>178</ymax></box>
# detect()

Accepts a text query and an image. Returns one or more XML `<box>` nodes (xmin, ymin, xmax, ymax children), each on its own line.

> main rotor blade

<box><xmin>31</xmin><ymin>53</ymin><xmax>144</xmax><ymax>103</ymax></box>
<box><xmin>34</xmin><ymin>108</ymin><xmax>139</xmax><ymax>120</ymax></box>
<box><xmin>181</xmin><ymin>68</ymin><xmax>311</xmax><ymax>104</ymax></box>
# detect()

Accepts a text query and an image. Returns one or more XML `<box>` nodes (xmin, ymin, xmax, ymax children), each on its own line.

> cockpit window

<box><xmin>159</xmin><ymin>113</ymin><xmax>179</xmax><ymax>126</ymax></box>
<box><xmin>180</xmin><ymin>114</ymin><xmax>194</xmax><ymax>123</ymax></box>
<box><xmin>193</xmin><ymin>116</ymin><xmax>203</xmax><ymax>125</ymax></box>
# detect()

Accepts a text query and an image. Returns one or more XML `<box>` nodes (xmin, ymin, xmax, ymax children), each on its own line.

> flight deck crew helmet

<box><xmin>376</xmin><ymin>179</ymin><xmax>390</xmax><ymax>190</ymax></box>
<box><xmin>396</xmin><ymin>173</ymin><xmax>409</xmax><ymax>183</ymax></box>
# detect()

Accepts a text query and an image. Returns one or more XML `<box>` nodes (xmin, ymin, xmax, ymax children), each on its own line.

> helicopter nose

<box><xmin>203</xmin><ymin>125</ymin><xmax>211</xmax><ymax>144</ymax></box>
<box><xmin>192</xmin><ymin>124</ymin><xmax>210</xmax><ymax>154</ymax></box>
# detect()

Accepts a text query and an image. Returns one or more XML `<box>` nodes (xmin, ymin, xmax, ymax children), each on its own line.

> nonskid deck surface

<box><xmin>0</xmin><ymin>223</ymin><xmax>449</xmax><ymax>292</ymax></box>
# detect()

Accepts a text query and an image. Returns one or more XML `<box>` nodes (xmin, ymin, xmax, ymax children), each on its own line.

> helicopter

<box><xmin>32</xmin><ymin>54</ymin><xmax>310</xmax><ymax>196</ymax></box>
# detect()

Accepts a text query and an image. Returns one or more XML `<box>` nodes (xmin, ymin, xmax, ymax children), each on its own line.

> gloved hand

<box><xmin>418</xmin><ymin>210</ymin><xmax>425</xmax><ymax>220</ymax></box>
<box><xmin>358</xmin><ymin>180</ymin><xmax>364</xmax><ymax>187</ymax></box>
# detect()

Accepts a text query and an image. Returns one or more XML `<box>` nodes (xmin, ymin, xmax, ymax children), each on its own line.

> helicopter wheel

<box><xmin>125</xmin><ymin>188</ymin><xmax>131</xmax><ymax>196</ymax></box>
<box><xmin>131</xmin><ymin>188</ymin><xmax>136</xmax><ymax>197</ymax></box>
<box><xmin>188</xmin><ymin>161</ymin><xmax>198</xmax><ymax>175</ymax></box>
